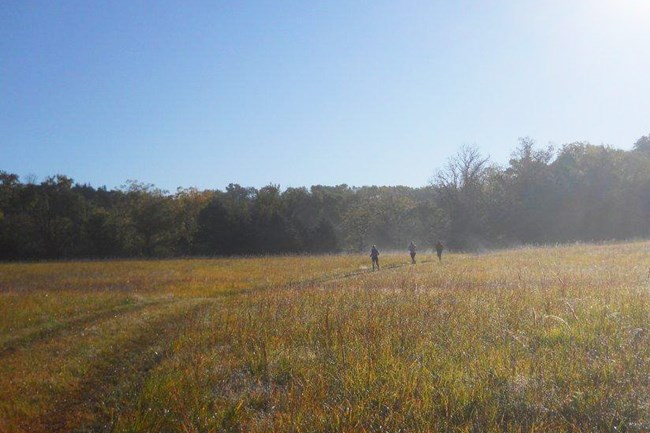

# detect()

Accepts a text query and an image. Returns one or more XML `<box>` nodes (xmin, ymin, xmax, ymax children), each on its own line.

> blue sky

<box><xmin>2</xmin><ymin>0</ymin><xmax>650</xmax><ymax>191</ymax></box>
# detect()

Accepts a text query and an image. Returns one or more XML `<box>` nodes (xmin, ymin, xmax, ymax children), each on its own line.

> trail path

<box><xmin>229</xmin><ymin>257</ymin><xmax>438</xmax><ymax>296</ymax></box>
<box><xmin>2</xmin><ymin>256</ymin><xmax>435</xmax><ymax>432</ymax></box>
<box><xmin>0</xmin><ymin>298</ymin><xmax>172</xmax><ymax>357</ymax></box>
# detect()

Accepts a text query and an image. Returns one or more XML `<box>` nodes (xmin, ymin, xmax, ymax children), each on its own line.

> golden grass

<box><xmin>2</xmin><ymin>243</ymin><xmax>650</xmax><ymax>432</ymax></box>
<box><xmin>0</xmin><ymin>254</ymin><xmax>406</xmax><ymax>346</ymax></box>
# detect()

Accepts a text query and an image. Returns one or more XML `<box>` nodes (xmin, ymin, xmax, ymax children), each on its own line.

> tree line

<box><xmin>2</xmin><ymin>135</ymin><xmax>650</xmax><ymax>260</ymax></box>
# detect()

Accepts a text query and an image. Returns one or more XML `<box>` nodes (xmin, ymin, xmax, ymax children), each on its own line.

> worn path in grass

<box><xmin>39</xmin><ymin>300</ymin><xmax>212</xmax><ymax>433</ymax></box>
<box><xmin>102</xmin><ymin>243</ymin><xmax>650</xmax><ymax>432</ymax></box>
<box><xmin>2</xmin><ymin>300</ymin><xmax>210</xmax><ymax>433</ymax></box>
<box><xmin>0</xmin><ymin>298</ymin><xmax>172</xmax><ymax>356</ymax></box>
<box><xmin>0</xmin><ymin>254</ymin><xmax>428</xmax><ymax>433</ymax></box>
<box><xmin>0</xmin><ymin>257</ymin><xmax>426</xmax><ymax>357</ymax></box>
<box><xmin>230</xmin><ymin>258</ymin><xmax>437</xmax><ymax>295</ymax></box>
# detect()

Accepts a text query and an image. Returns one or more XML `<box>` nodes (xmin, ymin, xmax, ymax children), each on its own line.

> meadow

<box><xmin>1</xmin><ymin>243</ymin><xmax>650</xmax><ymax>432</ymax></box>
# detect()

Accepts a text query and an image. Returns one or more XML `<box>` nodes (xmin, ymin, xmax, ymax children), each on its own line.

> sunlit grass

<box><xmin>3</xmin><ymin>243</ymin><xmax>650</xmax><ymax>432</ymax></box>
<box><xmin>0</xmin><ymin>254</ymin><xmax>407</xmax><ymax>343</ymax></box>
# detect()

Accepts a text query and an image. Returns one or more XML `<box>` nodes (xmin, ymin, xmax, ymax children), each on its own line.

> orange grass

<box><xmin>0</xmin><ymin>254</ymin><xmax>407</xmax><ymax>343</ymax></box>
<box><xmin>2</xmin><ymin>244</ymin><xmax>650</xmax><ymax>432</ymax></box>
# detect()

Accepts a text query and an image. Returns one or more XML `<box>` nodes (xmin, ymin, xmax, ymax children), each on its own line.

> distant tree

<box><xmin>85</xmin><ymin>207</ymin><xmax>123</xmax><ymax>257</ymax></box>
<box><xmin>252</xmin><ymin>185</ymin><xmax>297</xmax><ymax>253</ymax></box>
<box><xmin>551</xmin><ymin>143</ymin><xmax>626</xmax><ymax>240</ymax></box>
<box><xmin>122</xmin><ymin>181</ymin><xmax>175</xmax><ymax>256</ymax></box>
<box><xmin>343</xmin><ymin>203</ymin><xmax>374</xmax><ymax>252</ymax></box>
<box><xmin>408</xmin><ymin>198</ymin><xmax>450</xmax><ymax>247</ymax></box>
<box><xmin>434</xmin><ymin>145</ymin><xmax>491</xmax><ymax>249</ymax></box>
<box><xmin>195</xmin><ymin>195</ymin><xmax>231</xmax><ymax>255</ymax></box>
<box><xmin>172</xmin><ymin>187</ymin><xmax>212</xmax><ymax>255</ymax></box>
<box><xmin>373</xmin><ymin>189</ymin><xmax>415</xmax><ymax>247</ymax></box>
<box><xmin>0</xmin><ymin>172</ymin><xmax>22</xmax><ymax>259</ymax></box>
<box><xmin>5</xmin><ymin>135</ymin><xmax>650</xmax><ymax>260</ymax></box>
<box><xmin>633</xmin><ymin>134</ymin><xmax>650</xmax><ymax>153</ymax></box>
<box><xmin>33</xmin><ymin>175</ymin><xmax>87</xmax><ymax>258</ymax></box>
<box><xmin>220</xmin><ymin>184</ymin><xmax>256</xmax><ymax>254</ymax></box>
<box><xmin>308</xmin><ymin>219</ymin><xmax>338</xmax><ymax>253</ymax></box>
<box><xmin>501</xmin><ymin>137</ymin><xmax>555</xmax><ymax>242</ymax></box>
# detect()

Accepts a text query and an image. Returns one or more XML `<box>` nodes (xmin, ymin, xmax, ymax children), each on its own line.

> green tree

<box><xmin>633</xmin><ymin>134</ymin><xmax>650</xmax><ymax>153</ymax></box>
<box><xmin>434</xmin><ymin>145</ymin><xmax>491</xmax><ymax>249</ymax></box>
<box><xmin>501</xmin><ymin>137</ymin><xmax>555</xmax><ymax>242</ymax></box>
<box><xmin>343</xmin><ymin>202</ymin><xmax>374</xmax><ymax>252</ymax></box>
<box><xmin>122</xmin><ymin>181</ymin><xmax>175</xmax><ymax>256</ymax></box>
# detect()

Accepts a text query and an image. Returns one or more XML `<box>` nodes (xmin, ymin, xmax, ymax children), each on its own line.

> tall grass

<box><xmin>2</xmin><ymin>243</ymin><xmax>650</xmax><ymax>431</ymax></box>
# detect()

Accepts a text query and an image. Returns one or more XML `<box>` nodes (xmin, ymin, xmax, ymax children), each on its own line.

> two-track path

<box><xmin>1</xmin><ymin>257</ymin><xmax>433</xmax><ymax>433</ymax></box>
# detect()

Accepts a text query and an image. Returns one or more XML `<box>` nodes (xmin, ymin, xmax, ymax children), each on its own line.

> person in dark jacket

<box><xmin>435</xmin><ymin>240</ymin><xmax>444</xmax><ymax>262</ymax></box>
<box><xmin>408</xmin><ymin>241</ymin><xmax>417</xmax><ymax>264</ymax></box>
<box><xmin>370</xmin><ymin>245</ymin><xmax>380</xmax><ymax>271</ymax></box>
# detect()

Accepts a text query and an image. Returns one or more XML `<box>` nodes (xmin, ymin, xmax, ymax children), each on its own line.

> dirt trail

<box><xmin>222</xmin><ymin>258</ymin><xmax>438</xmax><ymax>297</ymax></box>
<box><xmin>22</xmin><ymin>300</ymin><xmax>212</xmax><ymax>433</ymax></box>
<box><xmin>0</xmin><ymin>298</ymin><xmax>172</xmax><ymax>357</ymax></box>
<box><xmin>3</xmin><ymin>258</ymin><xmax>429</xmax><ymax>354</ymax></box>
<box><xmin>4</xmin><ymin>258</ymin><xmax>432</xmax><ymax>432</ymax></box>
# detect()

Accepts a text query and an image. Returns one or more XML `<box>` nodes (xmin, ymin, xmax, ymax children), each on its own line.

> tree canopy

<box><xmin>2</xmin><ymin>135</ymin><xmax>650</xmax><ymax>259</ymax></box>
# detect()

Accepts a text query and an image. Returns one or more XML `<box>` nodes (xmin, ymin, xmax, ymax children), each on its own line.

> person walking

<box><xmin>370</xmin><ymin>245</ymin><xmax>380</xmax><ymax>271</ymax></box>
<box><xmin>435</xmin><ymin>240</ymin><xmax>444</xmax><ymax>262</ymax></box>
<box><xmin>408</xmin><ymin>241</ymin><xmax>417</xmax><ymax>264</ymax></box>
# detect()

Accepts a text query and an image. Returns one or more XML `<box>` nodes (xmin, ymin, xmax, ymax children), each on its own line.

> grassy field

<box><xmin>1</xmin><ymin>243</ymin><xmax>650</xmax><ymax>432</ymax></box>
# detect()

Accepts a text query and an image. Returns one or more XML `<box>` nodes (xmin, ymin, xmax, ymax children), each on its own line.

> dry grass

<box><xmin>2</xmin><ymin>243</ymin><xmax>650</xmax><ymax>432</ymax></box>
<box><xmin>0</xmin><ymin>254</ymin><xmax>406</xmax><ymax>349</ymax></box>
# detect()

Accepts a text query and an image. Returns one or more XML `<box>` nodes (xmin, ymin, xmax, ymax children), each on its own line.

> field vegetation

<box><xmin>2</xmin><ymin>242</ymin><xmax>650</xmax><ymax>432</ymax></box>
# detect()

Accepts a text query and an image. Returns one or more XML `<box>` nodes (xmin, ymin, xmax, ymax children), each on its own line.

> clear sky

<box><xmin>2</xmin><ymin>0</ymin><xmax>650</xmax><ymax>191</ymax></box>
